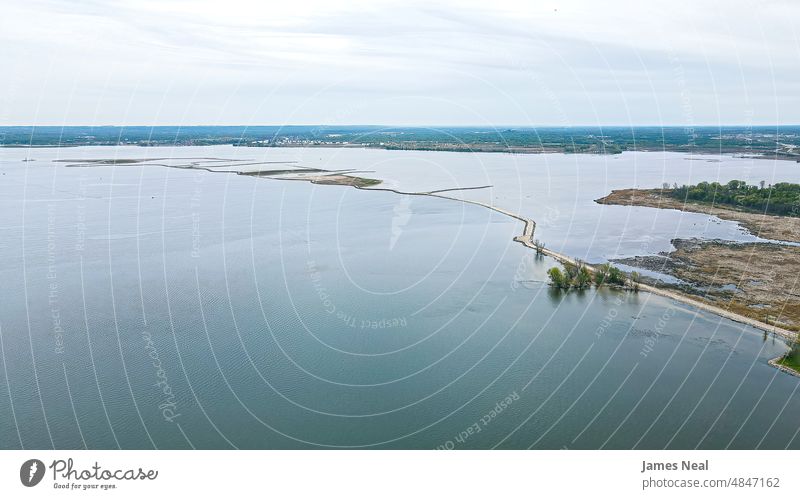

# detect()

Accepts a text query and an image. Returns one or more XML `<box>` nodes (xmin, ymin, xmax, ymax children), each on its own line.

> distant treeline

<box><xmin>1</xmin><ymin>126</ymin><xmax>800</xmax><ymax>155</ymax></box>
<box><xmin>668</xmin><ymin>180</ymin><xmax>800</xmax><ymax>216</ymax></box>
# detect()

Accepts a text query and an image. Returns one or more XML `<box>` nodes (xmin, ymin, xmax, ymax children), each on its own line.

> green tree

<box><xmin>608</xmin><ymin>266</ymin><xmax>625</xmax><ymax>285</ymax></box>
<box><xmin>575</xmin><ymin>266</ymin><xmax>592</xmax><ymax>289</ymax></box>
<box><xmin>668</xmin><ymin>180</ymin><xmax>800</xmax><ymax>217</ymax></box>
<box><xmin>563</xmin><ymin>261</ymin><xmax>578</xmax><ymax>282</ymax></box>
<box><xmin>547</xmin><ymin>267</ymin><xmax>567</xmax><ymax>289</ymax></box>
<box><xmin>594</xmin><ymin>263</ymin><xmax>611</xmax><ymax>285</ymax></box>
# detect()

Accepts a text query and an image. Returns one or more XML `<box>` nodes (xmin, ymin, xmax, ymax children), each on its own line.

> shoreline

<box><xmin>768</xmin><ymin>357</ymin><xmax>800</xmax><ymax>378</ymax></box>
<box><xmin>596</xmin><ymin>188</ymin><xmax>800</xmax><ymax>244</ymax></box>
<box><xmin>595</xmin><ymin>188</ymin><xmax>800</xmax><ymax>335</ymax></box>
<box><xmin>527</xmin><ymin>238</ymin><xmax>797</xmax><ymax>343</ymax></box>
<box><xmin>4</xmin><ymin>142</ymin><xmax>800</xmax><ymax>161</ymax></box>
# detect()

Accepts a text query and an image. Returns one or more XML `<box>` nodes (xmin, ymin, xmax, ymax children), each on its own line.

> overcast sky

<box><xmin>1</xmin><ymin>0</ymin><xmax>798</xmax><ymax>126</ymax></box>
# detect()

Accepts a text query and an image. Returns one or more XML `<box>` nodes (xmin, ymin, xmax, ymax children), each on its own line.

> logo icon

<box><xmin>20</xmin><ymin>459</ymin><xmax>45</xmax><ymax>487</ymax></box>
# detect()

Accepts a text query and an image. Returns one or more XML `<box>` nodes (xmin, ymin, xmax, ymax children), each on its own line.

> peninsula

<box><xmin>596</xmin><ymin>182</ymin><xmax>800</xmax><ymax>341</ymax></box>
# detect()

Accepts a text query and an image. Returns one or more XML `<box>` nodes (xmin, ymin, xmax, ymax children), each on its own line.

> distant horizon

<box><xmin>4</xmin><ymin>124</ymin><xmax>798</xmax><ymax>158</ymax></box>
<box><xmin>2</xmin><ymin>124</ymin><xmax>799</xmax><ymax>129</ymax></box>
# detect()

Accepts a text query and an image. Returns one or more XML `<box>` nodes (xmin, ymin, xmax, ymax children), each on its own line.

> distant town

<box><xmin>2</xmin><ymin>125</ymin><xmax>799</xmax><ymax>159</ymax></box>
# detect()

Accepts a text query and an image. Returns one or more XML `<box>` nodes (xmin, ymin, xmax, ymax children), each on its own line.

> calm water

<box><xmin>0</xmin><ymin>146</ymin><xmax>798</xmax><ymax>449</ymax></box>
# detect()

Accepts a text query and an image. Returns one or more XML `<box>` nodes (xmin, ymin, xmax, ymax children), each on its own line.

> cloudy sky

<box><xmin>1</xmin><ymin>0</ymin><xmax>797</xmax><ymax>126</ymax></box>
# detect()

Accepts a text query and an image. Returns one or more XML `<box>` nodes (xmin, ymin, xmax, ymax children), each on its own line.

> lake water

<box><xmin>0</xmin><ymin>146</ymin><xmax>798</xmax><ymax>449</ymax></box>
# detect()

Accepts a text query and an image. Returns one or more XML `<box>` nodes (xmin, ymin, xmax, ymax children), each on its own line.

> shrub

<box><xmin>547</xmin><ymin>267</ymin><xmax>567</xmax><ymax>289</ymax></box>
<box><xmin>575</xmin><ymin>266</ymin><xmax>592</xmax><ymax>289</ymax></box>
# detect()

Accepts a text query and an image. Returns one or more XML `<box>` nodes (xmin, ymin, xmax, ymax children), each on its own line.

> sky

<box><xmin>0</xmin><ymin>0</ymin><xmax>798</xmax><ymax>126</ymax></box>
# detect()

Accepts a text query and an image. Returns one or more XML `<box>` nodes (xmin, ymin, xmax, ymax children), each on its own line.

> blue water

<box><xmin>0</xmin><ymin>146</ymin><xmax>798</xmax><ymax>449</ymax></box>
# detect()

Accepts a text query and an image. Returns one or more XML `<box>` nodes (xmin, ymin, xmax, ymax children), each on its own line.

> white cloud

<box><xmin>0</xmin><ymin>0</ymin><xmax>797</xmax><ymax>125</ymax></box>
